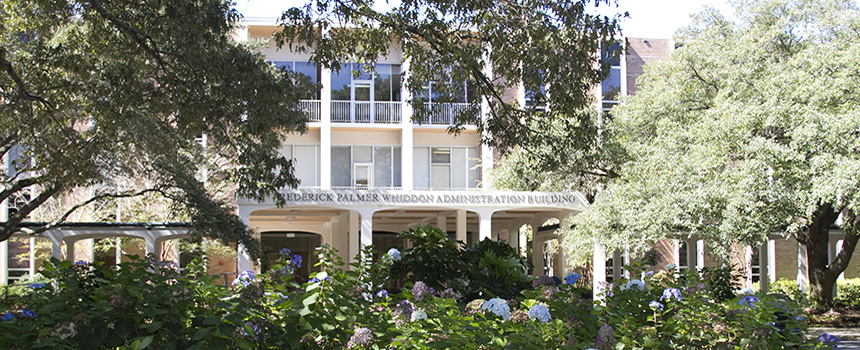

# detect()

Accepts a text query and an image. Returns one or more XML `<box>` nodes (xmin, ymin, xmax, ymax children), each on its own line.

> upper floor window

<box><xmin>283</xmin><ymin>144</ymin><xmax>321</xmax><ymax>187</ymax></box>
<box><xmin>413</xmin><ymin>146</ymin><xmax>479</xmax><ymax>189</ymax></box>
<box><xmin>274</xmin><ymin>61</ymin><xmax>320</xmax><ymax>99</ymax></box>
<box><xmin>601</xmin><ymin>42</ymin><xmax>623</xmax><ymax>114</ymax></box>
<box><xmin>331</xmin><ymin>63</ymin><xmax>402</xmax><ymax>102</ymax></box>
<box><xmin>331</xmin><ymin>145</ymin><xmax>402</xmax><ymax>188</ymax></box>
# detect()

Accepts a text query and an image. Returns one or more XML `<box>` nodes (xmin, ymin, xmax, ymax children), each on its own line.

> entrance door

<box><xmin>352</xmin><ymin>80</ymin><xmax>372</xmax><ymax>123</ymax></box>
<box><xmin>354</xmin><ymin>163</ymin><xmax>372</xmax><ymax>188</ymax></box>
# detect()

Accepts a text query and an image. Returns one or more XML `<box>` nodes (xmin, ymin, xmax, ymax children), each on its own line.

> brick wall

<box><xmin>625</xmin><ymin>38</ymin><xmax>674</xmax><ymax>95</ymax></box>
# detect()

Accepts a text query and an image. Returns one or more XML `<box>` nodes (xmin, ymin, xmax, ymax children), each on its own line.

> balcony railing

<box><xmin>299</xmin><ymin>100</ymin><xmax>321</xmax><ymax>122</ymax></box>
<box><xmin>415</xmin><ymin>103</ymin><xmax>477</xmax><ymax>125</ymax></box>
<box><xmin>331</xmin><ymin>101</ymin><xmax>402</xmax><ymax>124</ymax></box>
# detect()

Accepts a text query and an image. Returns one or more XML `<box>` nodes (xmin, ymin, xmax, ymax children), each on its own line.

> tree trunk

<box><xmin>802</xmin><ymin>204</ymin><xmax>860</xmax><ymax>308</ymax></box>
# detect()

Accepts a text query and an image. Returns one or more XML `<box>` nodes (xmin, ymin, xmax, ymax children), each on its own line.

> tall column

<box><xmin>360</xmin><ymin>210</ymin><xmax>374</xmax><ymax>251</ymax></box>
<box><xmin>612</xmin><ymin>250</ymin><xmax>623</xmax><ymax>281</ymax></box>
<box><xmin>320</xmin><ymin>65</ymin><xmax>332</xmax><ymax>190</ymax></box>
<box><xmin>349</xmin><ymin>210</ymin><xmax>360</xmax><ymax>266</ymax></box>
<box><xmin>0</xmin><ymin>240</ymin><xmax>7</xmax><ymax>286</ymax></box>
<box><xmin>87</xmin><ymin>238</ymin><xmax>96</xmax><ymax>262</ymax></box>
<box><xmin>115</xmin><ymin>237</ymin><xmax>123</xmax><ymax>265</ymax></box>
<box><xmin>50</xmin><ymin>236</ymin><xmax>62</xmax><ymax>260</ymax></box>
<box><xmin>401</xmin><ymin>55</ymin><xmax>414</xmax><ymax>190</ymax></box>
<box><xmin>797</xmin><ymin>242</ymin><xmax>808</xmax><ymax>293</ymax></box>
<box><xmin>531</xmin><ymin>220</ymin><xmax>544</xmax><ymax>276</ymax></box>
<box><xmin>480</xmin><ymin>46</ymin><xmax>494</xmax><ymax>188</ymax></box>
<box><xmin>66</xmin><ymin>239</ymin><xmax>76</xmax><ymax>262</ymax></box>
<box><xmin>593</xmin><ymin>243</ymin><xmax>607</xmax><ymax>301</ymax></box>
<box><xmin>759</xmin><ymin>241</ymin><xmax>769</xmax><ymax>293</ymax></box>
<box><xmin>437</xmin><ymin>215</ymin><xmax>447</xmax><ymax>234</ymax></box>
<box><xmin>478</xmin><ymin>211</ymin><xmax>492</xmax><ymax>241</ymax></box>
<box><xmin>768</xmin><ymin>239</ymin><xmax>776</xmax><ymax>283</ymax></box>
<box><xmin>456</xmin><ymin>209</ymin><xmax>467</xmax><ymax>244</ymax></box>
<box><xmin>696</xmin><ymin>239</ymin><xmax>705</xmax><ymax>270</ymax></box>
<box><xmin>836</xmin><ymin>239</ymin><xmax>845</xmax><ymax>280</ymax></box>
<box><xmin>236</xmin><ymin>206</ymin><xmax>253</xmax><ymax>273</ymax></box>
<box><xmin>28</xmin><ymin>237</ymin><xmax>36</xmax><ymax>277</ymax></box>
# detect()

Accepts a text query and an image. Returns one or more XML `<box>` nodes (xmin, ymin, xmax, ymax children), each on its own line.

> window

<box><xmin>600</xmin><ymin>42</ymin><xmax>623</xmax><ymax>115</ymax></box>
<box><xmin>413</xmin><ymin>146</ymin><xmax>479</xmax><ymax>189</ymax></box>
<box><xmin>282</xmin><ymin>145</ymin><xmax>321</xmax><ymax>187</ymax></box>
<box><xmin>524</xmin><ymin>70</ymin><xmax>547</xmax><ymax>111</ymax></box>
<box><xmin>331</xmin><ymin>63</ymin><xmax>402</xmax><ymax>101</ymax></box>
<box><xmin>331</xmin><ymin>145</ymin><xmax>402</xmax><ymax>188</ymax></box>
<box><xmin>273</xmin><ymin>61</ymin><xmax>320</xmax><ymax>99</ymax></box>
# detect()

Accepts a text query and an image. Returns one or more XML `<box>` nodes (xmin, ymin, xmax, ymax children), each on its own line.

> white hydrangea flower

<box><xmin>481</xmin><ymin>297</ymin><xmax>511</xmax><ymax>320</ymax></box>
<box><xmin>738</xmin><ymin>287</ymin><xmax>754</xmax><ymax>295</ymax></box>
<box><xmin>411</xmin><ymin>309</ymin><xmax>427</xmax><ymax>322</ymax></box>
<box><xmin>528</xmin><ymin>304</ymin><xmax>551</xmax><ymax>324</ymax></box>
<box><xmin>387</xmin><ymin>248</ymin><xmax>401</xmax><ymax>262</ymax></box>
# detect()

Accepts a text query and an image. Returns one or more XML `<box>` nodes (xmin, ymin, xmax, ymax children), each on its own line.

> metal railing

<box><xmin>416</xmin><ymin>103</ymin><xmax>477</xmax><ymax>125</ymax></box>
<box><xmin>330</xmin><ymin>101</ymin><xmax>402</xmax><ymax>124</ymax></box>
<box><xmin>299</xmin><ymin>100</ymin><xmax>321</xmax><ymax>122</ymax></box>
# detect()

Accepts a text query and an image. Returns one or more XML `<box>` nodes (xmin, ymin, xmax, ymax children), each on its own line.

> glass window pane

<box><xmin>452</xmin><ymin>148</ymin><xmax>467</xmax><ymax>188</ymax></box>
<box><xmin>355</xmin><ymin>164</ymin><xmax>371</xmax><ymax>188</ymax></box>
<box><xmin>374</xmin><ymin>64</ymin><xmax>391</xmax><ymax>101</ymax></box>
<box><xmin>467</xmin><ymin>147</ymin><xmax>479</xmax><ymax>188</ymax></box>
<box><xmin>294</xmin><ymin>145</ymin><xmax>318</xmax><ymax>187</ymax></box>
<box><xmin>331</xmin><ymin>146</ymin><xmax>351</xmax><ymax>186</ymax></box>
<box><xmin>602</xmin><ymin>68</ymin><xmax>621</xmax><ymax>102</ymax></box>
<box><xmin>392</xmin><ymin>65</ymin><xmax>401</xmax><ymax>102</ymax></box>
<box><xmin>431</xmin><ymin>147</ymin><xmax>450</xmax><ymax>163</ymax></box>
<box><xmin>331</xmin><ymin>67</ymin><xmax>352</xmax><ymax>100</ymax></box>
<box><xmin>413</xmin><ymin>147</ymin><xmax>429</xmax><ymax>189</ymax></box>
<box><xmin>353</xmin><ymin>146</ymin><xmax>372</xmax><ymax>163</ymax></box>
<box><xmin>374</xmin><ymin>146</ymin><xmax>393</xmax><ymax>187</ymax></box>
<box><xmin>274</xmin><ymin>61</ymin><xmax>293</xmax><ymax>70</ymax></box>
<box><xmin>294</xmin><ymin>62</ymin><xmax>317</xmax><ymax>84</ymax></box>
<box><xmin>393</xmin><ymin>146</ymin><xmax>401</xmax><ymax>187</ymax></box>
<box><xmin>354</xmin><ymin>83</ymin><xmax>371</xmax><ymax>102</ymax></box>
<box><xmin>601</xmin><ymin>42</ymin><xmax>621</xmax><ymax>67</ymax></box>
<box><xmin>431</xmin><ymin>165</ymin><xmax>450</xmax><ymax>189</ymax></box>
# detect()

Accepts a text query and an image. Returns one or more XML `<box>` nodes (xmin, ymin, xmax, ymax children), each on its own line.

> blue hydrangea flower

<box><xmin>20</xmin><ymin>310</ymin><xmax>36</xmax><ymax>319</ymax></box>
<box><xmin>660</xmin><ymin>287</ymin><xmax>682</xmax><ymax>301</ymax></box>
<box><xmin>232</xmin><ymin>270</ymin><xmax>256</xmax><ymax>287</ymax></box>
<box><xmin>394</xmin><ymin>300</ymin><xmax>415</xmax><ymax>321</ymax></box>
<box><xmin>279</xmin><ymin>248</ymin><xmax>292</xmax><ymax>256</ymax></box>
<box><xmin>28</xmin><ymin>283</ymin><xmax>46</xmax><ymax>290</ymax></box>
<box><xmin>819</xmin><ymin>333</ymin><xmax>840</xmax><ymax>348</ymax></box>
<box><xmin>643</xmin><ymin>271</ymin><xmax>655</xmax><ymax>278</ymax></box>
<box><xmin>481</xmin><ymin>298</ymin><xmax>511</xmax><ymax>320</ymax></box>
<box><xmin>291</xmin><ymin>254</ymin><xmax>302</xmax><ymax>268</ymax></box>
<box><xmin>376</xmin><ymin>290</ymin><xmax>388</xmax><ymax>298</ymax></box>
<box><xmin>2</xmin><ymin>313</ymin><xmax>13</xmax><ymax>321</ymax></box>
<box><xmin>665</xmin><ymin>264</ymin><xmax>677</xmax><ymax>270</ymax></box>
<box><xmin>308</xmin><ymin>276</ymin><xmax>330</xmax><ymax>283</ymax></box>
<box><xmin>564</xmin><ymin>272</ymin><xmax>581</xmax><ymax>285</ymax></box>
<box><xmin>74</xmin><ymin>260</ymin><xmax>88</xmax><ymax>266</ymax></box>
<box><xmin>528</xmin><ymin>304</ymin><xmax>551</xmax><ymax>324</ymax></box>
<box><xmin>649</xmin><ymin>300</ymin><xmax>664</xmax><ymax>311</ymax></box>
<box><xmin>347</xmin><ymin>327</ymin><xmax>374</xmax><ymax>348</ymax></box>
<box><xmin>622</xmin><ymin>279</ymin><xmax>645</xmax><ymax>291</ymax></box>
<box><xmin>386</xmin><ymin>248</ymin><xmax>401</xmax><ymax>262</ymax></box>
<box><xmin>738</xmin><ymin>296</ymin><xmax>760</xmax><ymax>309</ymax></box>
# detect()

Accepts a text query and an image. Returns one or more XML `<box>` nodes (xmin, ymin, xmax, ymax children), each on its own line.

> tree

<box><xmin>0</xmin><ymin>0</ymin><xmax>314</xmax><ymax>260</ymax></box>
<box><xmin>275</xmin><ymin>0</ymin><xmax>625</xmax><ymax>160</ymax></box>
<box><xmin>565</xmin><ymin>0</ymin><xmax>860</xmax><ymax>306</ymax></box>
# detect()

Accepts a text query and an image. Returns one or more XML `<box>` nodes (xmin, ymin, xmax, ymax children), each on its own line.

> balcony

<box><xmin>415</xmin><ymin>103</ymin><xmax>477</xmax><ymax>125</ymax></box>
<box><xmin>298</xmin><ymin>100</ymin><xmax>478</xmax><ymax>125</ymax></box>
<box><xmin>331</xmin><ymin>101</ymin><xmax>402</xmax><ymax>124</ymax></box>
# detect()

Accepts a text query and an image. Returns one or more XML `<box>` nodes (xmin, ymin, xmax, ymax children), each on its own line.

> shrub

<box><xmin>836</xmin><ymin>279</ymin><xmax>860</xmax><ymax>309</ymax></box>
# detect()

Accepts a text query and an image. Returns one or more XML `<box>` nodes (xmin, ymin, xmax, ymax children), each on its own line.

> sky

<box><xmin>233</xmin><ymin>0</ymin><xmax>735</xmax><ymax>39</ymax></box>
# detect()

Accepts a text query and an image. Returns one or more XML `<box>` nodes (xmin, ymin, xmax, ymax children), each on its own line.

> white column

<box><xmin>797</xmin><ymin>242</ymin><xmax>808</xmax><ymax>294</ymax></box>
<box><xmin>672</xmin><ymin>239</ymin><xmax>681</xmax><ymax>267</ymax></box>
<box><xmin>696</xmin><ymin>239</ymin><xmax>705</xmax><ymax>270</ymax></box>
<box><xmin>66</xmin><ymin>239</ymin><xmax>76</xmax><ymax>262</ymax></box>
<box><xmin>348</xmin><ymin>210</ymin><xmax>360</xmax><ymax>266</ymax></box>
<box><xmin>236</xmin><ymin>206</ymin><xmax>252</xmax><ymax>272</ymax></box>
<box><xmin>87</xmin><ymin>238</ymin><xmax>96</xmax><ymax>262</ymax></box>
<box><xmin>0</xmin><ymin>240</ymin><xmax>7</xmax><ymax>286</ymax></box>
<box><xmin>559</xmin><ymin>215</ymin><xmax>572</xmax><ymax>275</ymax></box>
<box><xmin>531</xmin><ymin>220</ymin><xmax>544</xmax><ymax>276</ymax></box>
<box><xmin>837</xmin><ymin>240</ymin><xmax>845</xmax><ymax>280</ymax></box>
<box><xmin>478</xmin><ymin>211</ymin><xmax>492</xmax><ymax>241</ymax></box>
<box><xmin>115</xmin><ymin>237</ymin><xmax>123</xmax><ymax>265</ymax></box>
<box><xmin>759</xmin><ymin>241</ymin><xmax>769</xmax><ymax>293</ymax></box>
<box><xmin>456</xmin><ymin>210</ymin><xmax>467</xmax><ymax>243</ymax></box>
<box><xmin>509</xmin><ymin>225</ymin><xmax>520</xmax><ymax>251</ymax></box>
<box><xmin>685</xmin><ymin>239</ymin><xmax>696</xmax><ymax>271</ymax></box>
<box><xmin>50</xmin><ymin>236</ymin><xmax>62</xmax><ymax>260</ymax></box>
<box><xmin>401</xmin><ymin>54</ymin><xmax>414</xmax><ymax>190</ymax></box>
<box><xmin>480</xmin><ymin>46</ymin><xmax>494</xmax><ymax>188</ymax></box>
<box><xmin>593</xmin><ymin>243</ymin><xmax>607</xmax><ymax>301</ymax></box>
<box><xmin>360</xmin><ymin>210</ymin><xmax>374</xmax><ymax>250</ymax></box>
<box><xmin>768</xmin><ymin>239</ymin><xmax>776</xmax><ymax>283</ymax></box>
<box><xmin>320</xmin><ymin>66</ymin><xmax>332</xmax><ymax>189</ymax></box>
<box><xmin>28</xmin><ymin>237</ymin><xmax>35</xmax><ymax>277</ymax></box>
<box><xmin>437</xmin><ymin>215</ymin><xmax>447</xmax><ymax>234</ymax></box>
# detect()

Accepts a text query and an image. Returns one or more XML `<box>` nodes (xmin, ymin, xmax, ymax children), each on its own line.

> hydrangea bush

<box><xmin>0</xmin><ymin>242</ymin><xmax>842</xmax><ymax>349</ymax></box>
